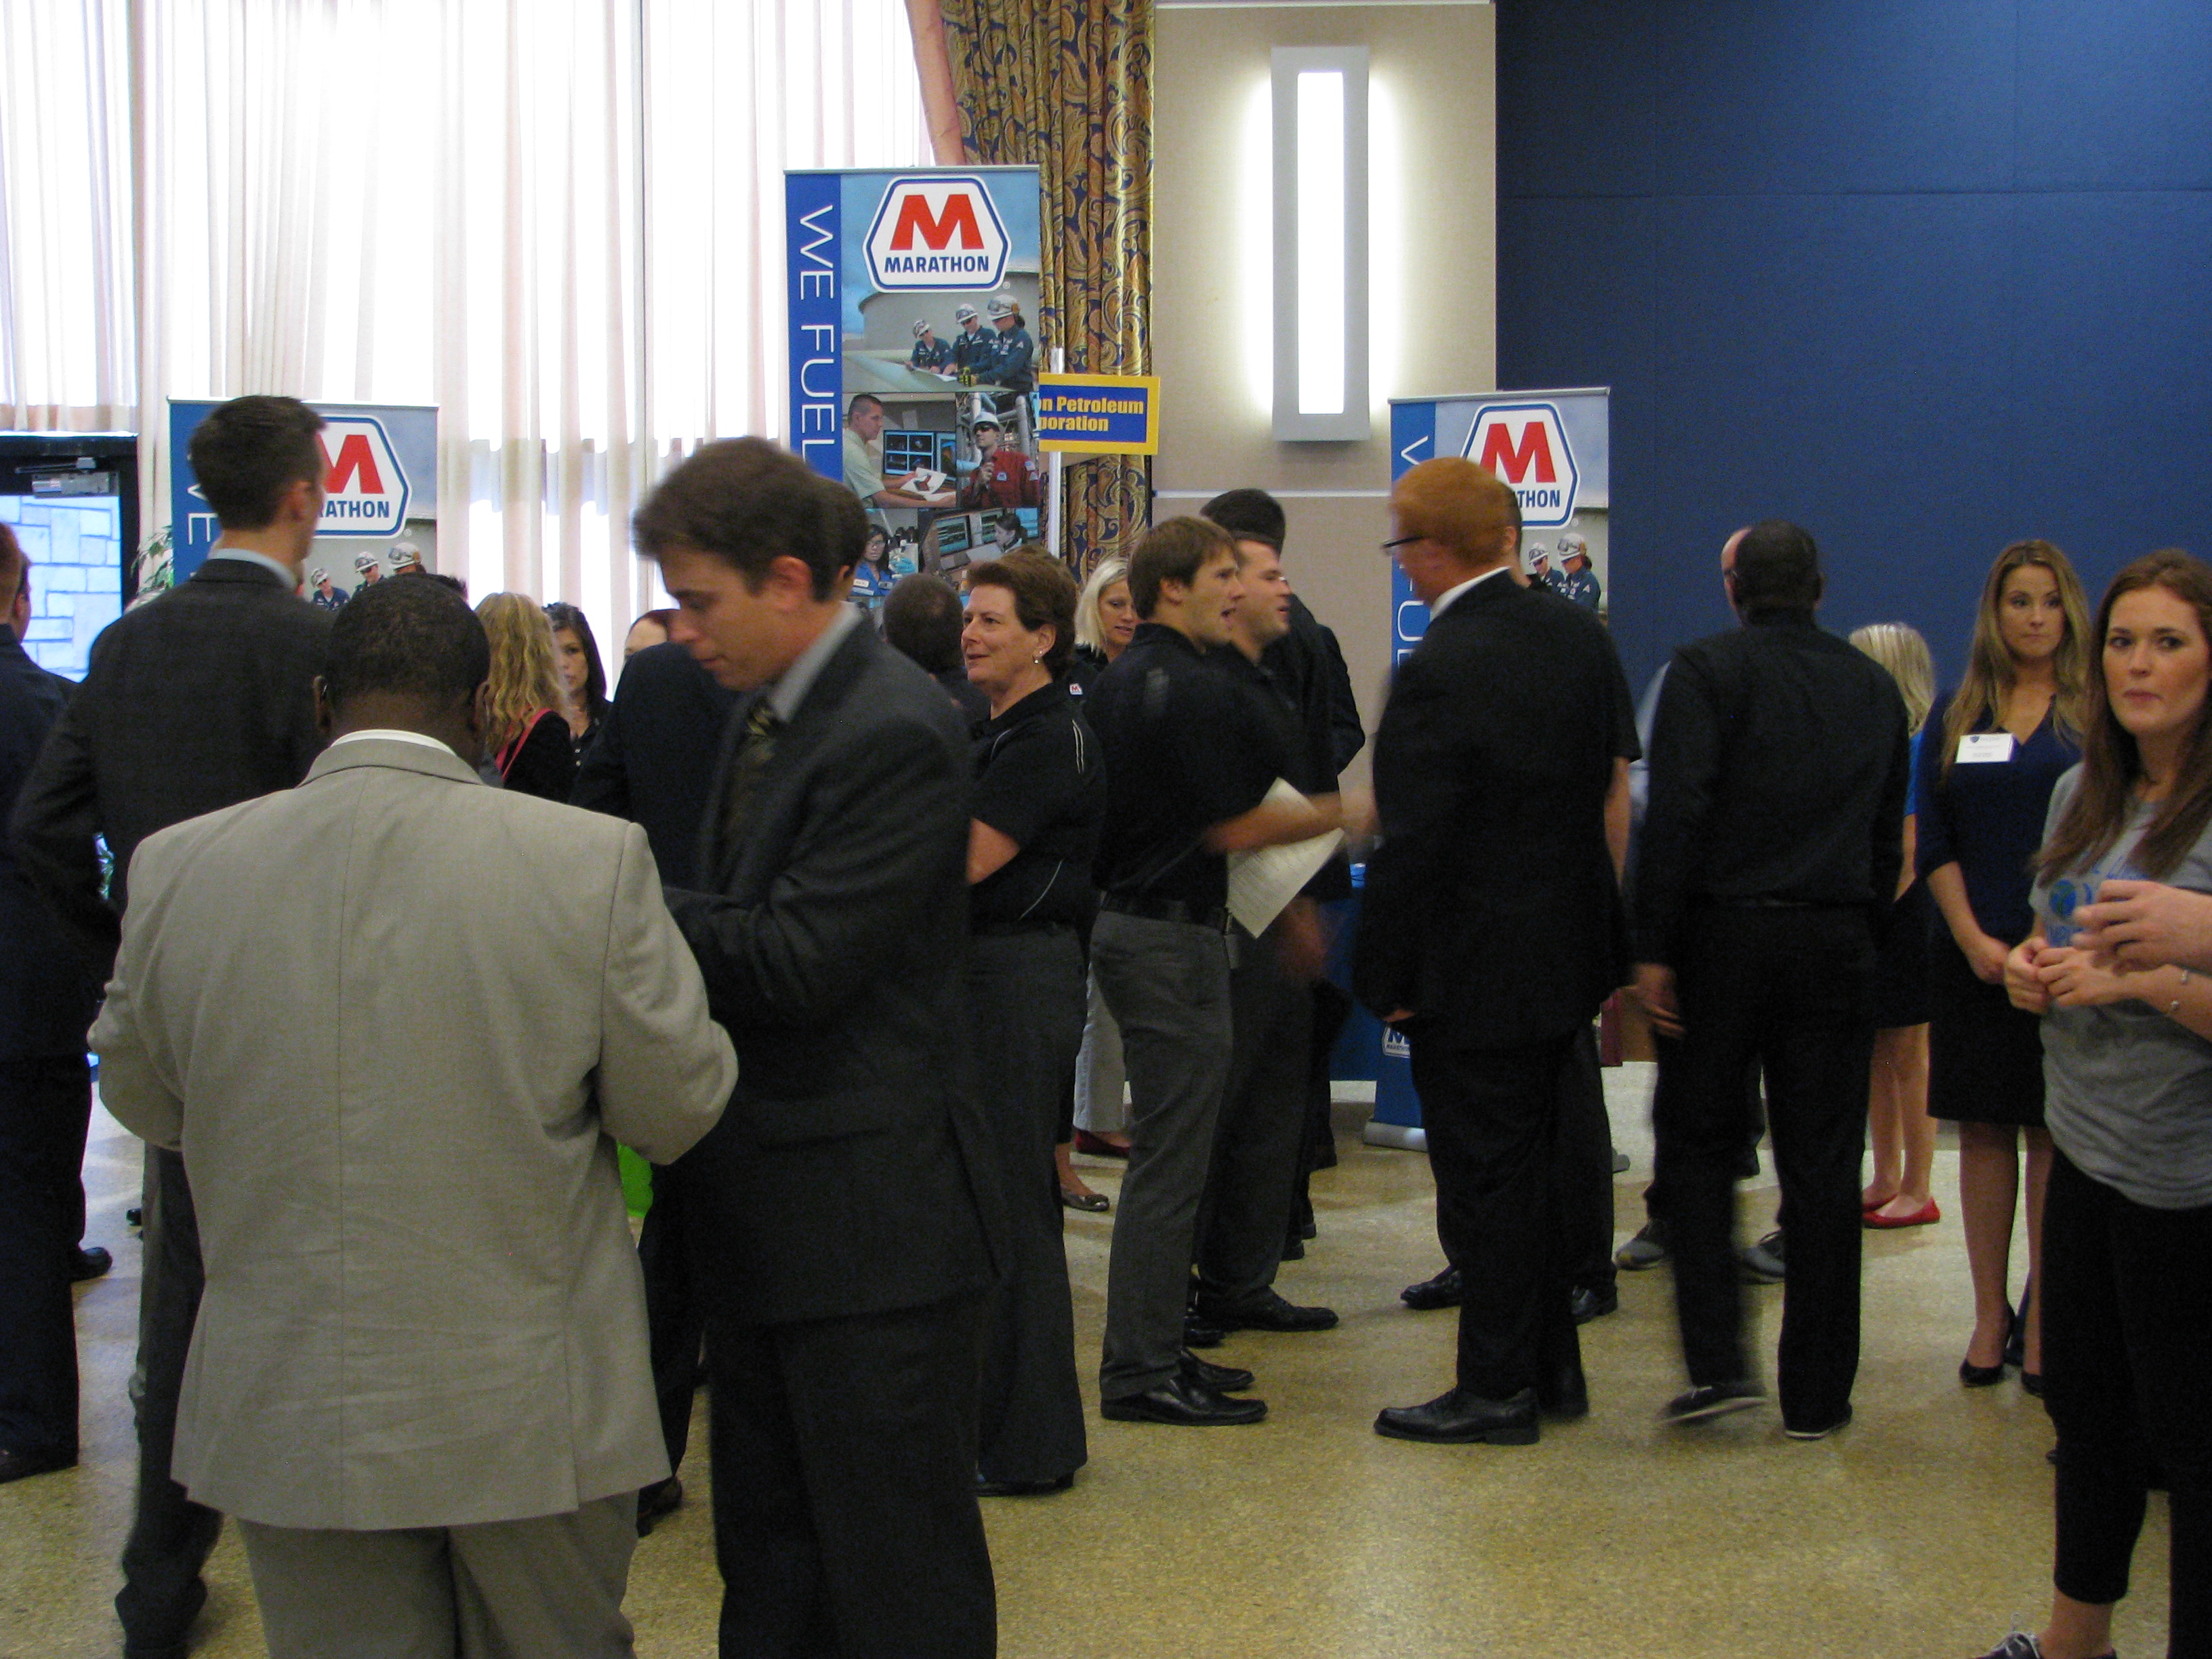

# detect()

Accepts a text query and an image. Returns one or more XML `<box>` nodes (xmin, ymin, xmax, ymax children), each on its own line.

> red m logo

<box><xmin>1475</xmin><ymin>420</ymin><xmax>1557</xmax><ymax>485</ymax></box>
<box><xmin>888</xmin><ymin>192</ymin><xmax>984</xmax><ymax>253</ymax></box>
<box><xmin>320</xmin><ymin>432</ymin><xmax>385</xmax><ymax>495</ymax></box>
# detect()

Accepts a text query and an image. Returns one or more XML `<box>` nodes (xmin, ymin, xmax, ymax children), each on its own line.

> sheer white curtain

<box><xmin>0</xmin><ymin>0</ymin><xmax>928</xmax><ymax>643</ymax></box>
<box><xmin>0</xmin><ymin>0</ymin><xmax>134</xmax><ymax>430</ymax></box>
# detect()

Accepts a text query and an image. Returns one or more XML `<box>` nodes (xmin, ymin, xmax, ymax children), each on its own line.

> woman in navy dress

<box><xmin>1917</xmin><ymin>540</ymin><xmax>2092</xmax><ymax>1391</ymax></box>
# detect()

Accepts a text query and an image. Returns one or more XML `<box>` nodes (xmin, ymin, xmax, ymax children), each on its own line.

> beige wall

<box><xmin>1153</xmin><ymin>2</ymin><xmax>1495</xmax><ymax>781</ymax></box>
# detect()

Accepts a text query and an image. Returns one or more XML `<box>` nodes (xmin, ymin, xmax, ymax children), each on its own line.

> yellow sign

<box><xmin>1033</xmin><ymin>373</ymin><xmax>1160</xmax><ymax>456</ymax></box>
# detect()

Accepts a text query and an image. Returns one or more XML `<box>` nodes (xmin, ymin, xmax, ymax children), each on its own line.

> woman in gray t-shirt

<box><xmin>1989</xmin><ymin>550</ymin><xmax>2212</xmax><ymax>1659</ymax></box>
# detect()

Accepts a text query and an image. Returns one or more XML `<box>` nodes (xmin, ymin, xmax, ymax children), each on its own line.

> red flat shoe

<box><xmin>1864</xmin><ymin>1198</ymin><xmax>1940</xmax><ymax>1229</ymax></box>
<box><xmin>1073</xmin><ymin>1130</ymin><xmax>1131</xmax><ymax>1160</ymax></box>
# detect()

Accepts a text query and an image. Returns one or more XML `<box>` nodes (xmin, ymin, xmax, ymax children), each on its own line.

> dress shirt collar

<box><xmin>203</xmin><ymin>548</ymin><xmax>301</xmax><ymax>589</ymax></box>
<box><xmin>1427</xmin><ymin>562</ymin><xmax>1514</xmax><ymax>619</ymax></box>
<box><xmin>330</xmin><ymin>728</ymin><xmax>460</xmax><ymax>759</ymax></box>
<box><xmin>765</xmin><ymin>602</ymin><xmax>861</xmax><ymax>724</ymax></box>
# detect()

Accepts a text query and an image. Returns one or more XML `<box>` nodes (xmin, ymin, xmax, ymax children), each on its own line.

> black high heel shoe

<box><xmin>1961</xmin><ymin>1307</ymin><xmax>2015</xmax><ymax>1388</ymax></box>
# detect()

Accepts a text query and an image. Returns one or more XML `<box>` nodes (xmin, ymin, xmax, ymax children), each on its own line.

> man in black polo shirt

<box><xmin>1087</xmin><ymin>517</ymin><xmax>1351</xmax><ymax>1427</ymax></box>
<box><xmin>1189</xmin><ymin>533</ymin><xmax>1340</xmax><ymax>1338</ymax></box>
<box><xmin>1633</xmin><ymin>520</ymin><xmax>1909</xmax><ymax>1439</ymax></box>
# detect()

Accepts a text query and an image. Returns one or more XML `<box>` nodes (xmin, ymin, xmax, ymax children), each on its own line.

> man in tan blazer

<box><xmin>91</xmin><ymin>577</ymin><xmax>735</xmax><ymax>1659</ymax></box>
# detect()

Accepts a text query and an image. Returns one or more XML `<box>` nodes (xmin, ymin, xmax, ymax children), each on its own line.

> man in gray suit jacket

<box><xmin>91</xmin><ymin>578</ymin><xmax>735</xmax><ymax>1658</ymax></box>
<box><xmin>638</xmin><ymin>438</ymin><xmax>1000</xmax><ymax>1659</ymax></box>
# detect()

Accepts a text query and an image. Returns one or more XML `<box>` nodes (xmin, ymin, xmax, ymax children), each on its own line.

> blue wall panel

<box><xmin>1499</xmin><ymin>2</ymin><xmax>2212</xmax><ymax>693</ymax></box>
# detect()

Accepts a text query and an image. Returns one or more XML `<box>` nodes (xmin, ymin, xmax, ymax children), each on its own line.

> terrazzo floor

<box><xmin>0</xmin><ymin>1063</ymin><xmax>2169</xmax><ymax>1658</ymax></box>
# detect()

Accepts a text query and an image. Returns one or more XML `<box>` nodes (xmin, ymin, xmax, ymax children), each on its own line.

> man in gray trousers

<box><xmin>1084</xmin><ymin>517</ymin><xmax>1352</xmax><ymax>1426</ymax></box>
<box><xmin>92</xmin><ymin>577</ymin><xmax>736</xmax><ymax>1656</ymax></box>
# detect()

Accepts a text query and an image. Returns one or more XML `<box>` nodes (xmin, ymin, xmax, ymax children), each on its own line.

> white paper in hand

<box><xmin>1227</xmin><ymin>779</ymin><xmax>1344</xmax><ymax>936</ymax></box>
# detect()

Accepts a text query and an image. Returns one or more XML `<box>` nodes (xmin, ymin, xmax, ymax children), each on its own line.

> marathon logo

<box><xmin>865</xmin><ymin>176</ymin><xmax>1011</xmax><ymax>292</ymax></box>
<box><xmin>314</xmin><ymin>417</ymin><xmax>409</xmax><ymax>538</ymax></box>
<box><xmin>1462</xmin><ymin>403</ymin><xmax>1579</xmax><ymax>529</ymax></box>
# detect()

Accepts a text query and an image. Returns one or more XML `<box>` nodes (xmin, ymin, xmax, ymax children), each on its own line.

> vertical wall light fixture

<box><xmin>1273</xmin><ymin>45</ymin><xmax>1370</xmax><ymax>441</ymax></box>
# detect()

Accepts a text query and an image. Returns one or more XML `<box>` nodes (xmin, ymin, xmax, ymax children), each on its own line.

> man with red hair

<box><xmin>1355</xmin><ymin>456</ymin><xmax>1636</xmax><ymax>1447</ymax></box>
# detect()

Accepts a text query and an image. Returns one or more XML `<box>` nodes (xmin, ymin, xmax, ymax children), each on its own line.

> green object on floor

<box><xmin>618</xmin><ymin>1144</ymin><xmax>653</xmax><ymax>1218</ymax></box>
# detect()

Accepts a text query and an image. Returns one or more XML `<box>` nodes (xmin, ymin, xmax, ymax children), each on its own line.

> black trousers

<box><xmin>1557</xmin><ymin>1025</ymin><xmax>1618</xmax><ymax>1296</ymax></box>
<box><xmin>1195</xmin><ymin>920</ymin><xmax>1313</xmax><ymax>1306</ymax></box>
<box><xmin>704</xmin><ymin>1292</ymin><xmax>996</xmax><ymax>1659</ymax></box>
<box><xmin>1654</xmin><ymin>905</ymin><xmax>1874</xmax><ymax>1430</ymax></box>
<box><xmin>2043</xmin><ymin>1148</ymin><xmax>2210</xmax><ymax>1647</ymax></box>
<box><xmin>1408</xmin><ymin>1026</ymin><xmax>1583</xmax><ymax>1400</ymax></box>
<box><xmin>0</xmin><ymin>1056</ymin><xmax>93</xmax><ymax>1461</ymax></box>
<box><xmin>639</xmin><ymin>1166</ymin><xmax>705</xmax><ymax>1479</ymax></box>
<box><xmin>968</xmin><ymin>928</ymin><xmax>1087</xmax><ymax>1486</ymax></box>
<box><xmin>117</xmin><ymin>1145</ymin><xmax>224</xmax><ymax>1653</ymax></box>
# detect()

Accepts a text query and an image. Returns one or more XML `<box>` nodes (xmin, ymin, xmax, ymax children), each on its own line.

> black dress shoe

<box><xmin>1959</xmin><ymin>1356</ymin><xmax>2007</xmax><ymax>1388</ymax></box>
<box><xmin>1191</xmin><ymin>1288</ymin><xmax>1338</xmax><ymax>1332</ymax></box>
<box><xmin>636</xmin><ymin>1475</ymin><xmax>684</xmax><ymax>1536</ymax></box>
<box><xmin>1059</xmin><ymin>1185</ymin><xmax>1111</xmax><ymax>1214</ymax></box>
<box><xmin>1181</xmin><ymin>1349</ymin><xmax>1253</xmax><ymax>1393</ymax></box>
<box><xmin>1783</xmin><ymin>1404</ymin><xmax>1852</xmax><ymax>1441</ymax></box>
<box><xmin>0</xmin><ymin>1445</ymin><xmax>77</xmax><ymax>1485</ymax></box>
<box><xmin>1536</xmin><ymin>1362</ymin><xmax>1589</xmax><ymax>1420</ymax></box>
<box><xmin>1399</xmin><ymin>1265</ymin><xmax>1463</xmax><ymax>1311</ymax></box>
<box><xmin>70</xmin><ymin>1245</ymin><xmax>113</xmax><ymax>1283</ymax></box>
<box><xmin>1568</xmin><ymin>1284</ymin><xmax>1618</xmax><ymax>1324</ymax></box>
<box><xmin>1101</xmin><ymin>1375</ymin><xmax>1267</xmax><ymax>1426</ymax></box>
<box><xmin>975</xmin><ymin>1471</ymin><xmax>1076</xmax><ymax>1498</ymax></box>
<box><xmin>1374</xmin><ymin>1387</ymin><xmax>1540</xmax><ymax>1446</ymax></box>
<box><xmin>1183</xmin><ymin>1315</ymin><xmax>1228</xmax><ymax>1349</ymax></box>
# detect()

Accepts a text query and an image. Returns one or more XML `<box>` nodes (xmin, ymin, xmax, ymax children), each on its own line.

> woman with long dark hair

<box><xmin>544</xmin><ymin>600</ymin><xmax>609</xmax><ymax>754</ymax></box>
<box><xmin>1916</xmin><ymin>539</ymin><xmax>2092</xmax><ymax>1390</ymax></box>
<box><xmin>1988</xmin><ymin>549</ymin><xmax>2212</xmax><ymax>1659</ymax></box>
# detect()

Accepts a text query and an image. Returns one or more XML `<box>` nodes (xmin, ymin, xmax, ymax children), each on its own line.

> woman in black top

<box><xmin>544</xmin><ymin>600</ymin><xmax>610</xmax><ymax>756</ymax></box>
<box><xmin>475</xmin><ymin>592</ymin><xmax>576</xmax><ymax>802</ymax></box>
<box><xmin>960</xmin><ymin>550</ymin><xmax>1105</xmax><ymax>1496</ymax></box>
<box><xmin>1917</xmin><ymin>541</ymin><xmax>2091</xmax><ymax>1388</ymax></box>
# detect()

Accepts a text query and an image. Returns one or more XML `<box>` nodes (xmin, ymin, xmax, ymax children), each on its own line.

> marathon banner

<box><xmin>166</xmin><ymin>399</ymin><xmax>439</xmax><ymax>605</ymax></box>
<box><xmin>1386</xmin><ymin>388</ymin><xmax>1611</xmax><ymax>665</ymax></box>
<box><xmin>784</xmin><ymin>167</ymin><xmax>1049</xmax><ymax>590</ymax></box>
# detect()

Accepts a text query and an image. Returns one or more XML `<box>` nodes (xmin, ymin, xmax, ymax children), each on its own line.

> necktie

<box><xmin>720</xmin><ymin>699</ymin><xmax>783</xmax><ymax>853</ymax></box>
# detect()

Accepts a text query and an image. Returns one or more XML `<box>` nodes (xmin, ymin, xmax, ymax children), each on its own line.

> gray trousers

<box><xmin>1091</xmin><ymin>911</ymin><xmax>1233</xmax><ymax>1399</ymax></box>
<box><xmin>238</xmin><ymin>1492</ymin><xmax>638</xmax><ymax>1659</ymax></box>
<box><xmin>1071</xmin><ymin>966</ymin><xmax>1128</xmax><ymax>1136</ymax></box>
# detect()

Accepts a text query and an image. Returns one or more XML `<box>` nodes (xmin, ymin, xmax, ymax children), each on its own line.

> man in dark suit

<box><xmin>0</xmin><ymin>527</ymin><xmax>106</xmax><ymax>1487</ymax></box>
<box><xmin>12</xmin><ymin>394</ymin><xmax>333</xmax><ymax>1659</ymax></box>
<box><xmin>634</xmin><ymin>438</ymin><xmax>998</xmax><ymax>1659</ymax></box>
<box><xmin>1354</xmin><ymin>456</ymin><xmax>1635</xmax><ymax>1447</ymax></box>
<box><xmin>1633</xmin><ymin>520</ymin><xmax>1908</xmax><ymax>1438</ymax></box>
<box><xmin>571</xmin><ymin>639</ymin><xmax>737</xmax><ymax>1532</ymax></box>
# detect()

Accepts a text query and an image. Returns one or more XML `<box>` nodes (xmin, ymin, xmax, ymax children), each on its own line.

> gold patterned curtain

<box><xmin>933</xmin><ymin>0</ymin><xmax>1153</xmax><ymax>575</ymax></box>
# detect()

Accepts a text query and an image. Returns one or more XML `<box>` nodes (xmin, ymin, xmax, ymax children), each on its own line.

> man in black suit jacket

<box><xmin>11</xmin><ymin>395</ymin><xmax>333</xmax><ymax>1659</ymax></box>
<box><xmin>0</xmin><ymin>531</ymin><xmax>106</xmax><ymax>1488</ymax></box>
<box><xmin>635</xmin><ymin>438</ymin><xmax>998</xmax><ymax>1659</ymax></box>
<box><xmin>571</xmin><ymin>639</ymin><xmax>737</xmax><ymax>1530</ymax></box>
<box><xmin>1354</xmin><ymin>456</ymin><xmax>1635</xmax><ymax>1447</ymax></box>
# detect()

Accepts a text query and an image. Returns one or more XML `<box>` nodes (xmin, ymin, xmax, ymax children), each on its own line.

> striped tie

<box><xmin>720</xmin><ymin>699</ymin><xmax>783</xmax><ymax>850</ymax></box>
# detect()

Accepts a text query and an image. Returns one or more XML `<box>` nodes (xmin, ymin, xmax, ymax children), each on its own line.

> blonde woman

<box><xmin>1067</xmin><ymin>556</ymin><xmax>1138</xmax><ymax>696</ymax></box>
<box><xmin>1914</xmin><ymin>540</ymin><xmax>2093</xmax><ymax>1390</ymax></box>
<box><xmin>1850</xmin><ymin>623</ymin><xmax>1940</xmax><ymax>1229</ymax></box>
<box><xmin>476</xmin><ymin>592</ymin><xmax>577</xmax><ymax>802</ymax></box>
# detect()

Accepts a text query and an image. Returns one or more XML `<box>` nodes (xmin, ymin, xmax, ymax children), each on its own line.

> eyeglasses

<box><xmin>1380</xmin><ymin>535</ymin><xmax>1422</xmax><ymax>554</ymax></box>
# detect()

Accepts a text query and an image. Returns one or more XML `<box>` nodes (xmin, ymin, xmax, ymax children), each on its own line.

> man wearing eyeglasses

<box><xmin>1355</xmin><ymin>456</ymin><xmax>1637</xmax><ymax>1448</ymax></box>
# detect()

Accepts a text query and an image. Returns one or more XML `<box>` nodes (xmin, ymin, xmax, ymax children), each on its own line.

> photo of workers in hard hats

<box><xmin>1526</xmin><ymin>518</ymin><xmax>1607</xmax><ymax>617</ymax></box>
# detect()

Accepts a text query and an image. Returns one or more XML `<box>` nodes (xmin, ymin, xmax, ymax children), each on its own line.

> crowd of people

<box><xmin>0</xmin><ymin>394</ymin><xmax>2203</xmax><ymax>1659</ymax></box>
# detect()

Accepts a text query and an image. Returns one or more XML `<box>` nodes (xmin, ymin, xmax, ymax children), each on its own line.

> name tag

<box><xmin>1957</xmin><ymin>733</ymin><xmax>2015</xmax><ymax>764</ymax></box>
